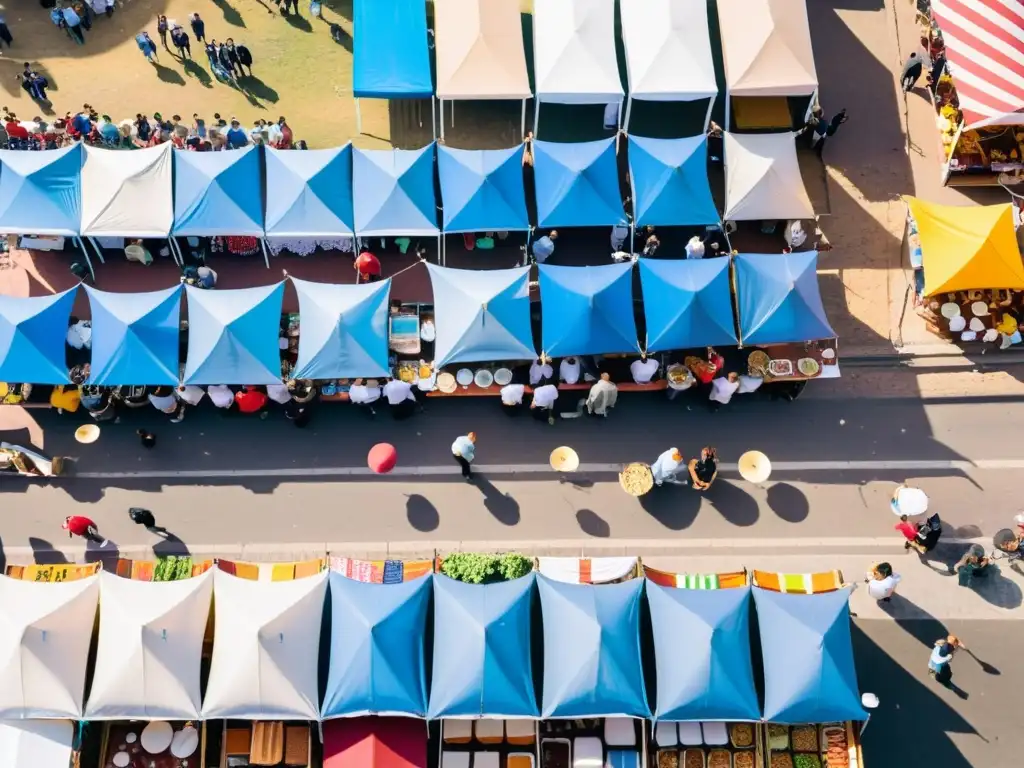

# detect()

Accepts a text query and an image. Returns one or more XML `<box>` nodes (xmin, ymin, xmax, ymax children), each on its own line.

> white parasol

<box><xmin>891</xmin><ymin>485</ymin><xmax>928</xmax><ymax>517</ymax></box>
<box><xmin>737</xmin><ymin>450</ymin><xmax>771</xmax><ymax>483</ymax></box>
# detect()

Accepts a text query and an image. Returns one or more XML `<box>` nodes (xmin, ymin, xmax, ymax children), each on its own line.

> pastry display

<box><xmin>734</xmin><ymin>753</ymin><xmax>755</xmax><ymax>768</ymax></box>
<box><xmin>708</xmin><ymin>750</ymin><xmax>730</xmax><ymax>768</ymax></box>
<box><xmin>729</xmin><ymin>724</ymin><xmax>753</xmax><ymax>749</ymax></box>
<box><xmin>657</xmin><ymin>750</ymin><xmax>679</xmax><ymax>768</ymax></box>
<box><xmin>683</xmin><ymin>749</ymin><xmax>705</xmax><ymax>768</ymax></box>
<box><xmin>792</xmin><ymin>726</ymin><xmax>818</xmax><ymax>753</ymax></box>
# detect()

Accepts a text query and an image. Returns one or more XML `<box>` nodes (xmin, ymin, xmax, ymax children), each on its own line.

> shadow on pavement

<box><xmin>766</xmin><ymin>482</ymin><xmax>810</xmax><ymax>523</ymax></box>
<box><xmin>707</xmin><ymin>481</ymin><xmax>760</xmax><ymax>527</ymax></box>
<box><xmin>405</xmin><ymin>494</ymin><xmax>440</xmax><ymax>533</ymax></box>
<box><xmin>474</xmin><ymin>476</ymin><xmax>520</xmax><ymax>526</ymax></box>
<box><xmin>153</xmin><ymin>532</ymin><xmax>190</xmax><ymax>558</ymax></box>
<box><xmin>639</xmin><ymin>486</ymin><xmax>700</xmax><ymax>531</ymax></box>
<box><xmin>28</xmin><ymin>537</ymin><xmax>69</xmax><ymax>564</ymax></box>
<box><xmin>576</xmin><ymin>509</ymin><xmax>610</xmax><ymax>538</ymax></box>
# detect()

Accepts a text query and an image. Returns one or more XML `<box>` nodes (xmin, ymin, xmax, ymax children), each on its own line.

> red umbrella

<box><xmin>367</xmin><ymin>443</ymin><xmax>397</xmax><ymax>474</ymax></box>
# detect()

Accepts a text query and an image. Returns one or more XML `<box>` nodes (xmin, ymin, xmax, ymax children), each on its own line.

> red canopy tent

<box><xmin>323</xmin><ymin>718</ymin><xmax>427</xmax><ymax>768</ymax></box>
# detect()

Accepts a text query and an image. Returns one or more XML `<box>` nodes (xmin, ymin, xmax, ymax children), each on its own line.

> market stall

<box><xmin>716</xmin><ymin>0</ymin><xmax>818</xmax><ymax>131</ymax></box>
<box><xmin>434</xmin><ymin>0</ymin><xmax>531</xmax><ymax>140</ymax></box>
<box><xmin>532</xmin><ymin>0</ymin><xmax>623</xmax><ymax>135</ymax></box>
<box><xmin>532</xmin><ymin>138</ymin><xmax>626</xmax><ymax>229</ymax></box>
<box><xmin>627</xmin><ymin>136</ymin><xmax>720</xmax><ymax>230</ymax></box>
<box><xmin>638</xmin><ymin>258</ymin><xmax>737</xmax><ymax>352</ymax></box>
<box><xmin>264</xmin><ymin>146</ymin><xmax>355</xmax><ymax>243</ymax></box>
<box><xmin>926</xmin><ymin>0</ymin><xmax>1024</xmax><ymax>186</ymax></box>
<box><xmin>329</xmin><ymin>556</ymin><xmax>434</xmax><ymax>583</ymax></box>
<box><xmin>724</xmin><ymin>132</ymin><xmax>814</xmax><ymax>224</ymax></box>
<box><xmin>536</xmin><ymin>557</ymin><xmax>639</xmax><ymax>584</ymax></box>
<box><xmin>538</xmin><ymin>263</ymin><xmax>638</xmax><ymax>357</ymax></box>
<box><xmin>753</xmin><ymin>587</ymin><xmax>867</xmax><ymax>768</ymax></box>
<box><xmin>0</xmin><ymin>720</ymin><xmax>76</xmax><ymax>768</ymax></box>
<box><xmin>83</xmin><ymin>285</ymin><xmax>182</xmax><ymax>386</ymax></box>
<box><xmin>0</xmin><ymin>288</ymin><xmax>76</xmax><ymax>385</ymax></box>
<box><xmin>620</xmin><ymin>0</ymin><xmax>717</xmax><ymax>132</ymax></box>
<box><xmin>537</xmin><ymin>576</ymin><xmax>649</xmax><ymax>768</ymax></box>
<box><xmin>904</xmin><ymin>196</ymin><xmax>1024</xmax><ymax>344</ymax></box>
<box><xmin>321</xmin><ymin>572</ymin><xmax>431</xmax><ymax>719</ymax></box>
<box><xmin>181</xmin><ymin>283</ymin><xmax>286</xmax><ymax>385</ymax></box>
<box><xmin>646</xmin><ymin>583</ymin><xmax>761</xmax><ymax>768</ymax></box>
<box><xmin>0</xmin><ymin>573</ymin><xmax>99</xmax><ymax>719</ymax></box>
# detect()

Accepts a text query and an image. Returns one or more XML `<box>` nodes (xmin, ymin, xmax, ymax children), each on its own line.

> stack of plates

<box><xmin>494</xmin><ymin>368</ymin><xmax>513</xmax><ymax>386</ymax></box>
<box><xmin>437</xmin><ymin>372</ymin><xmax>457</xmax><ymax>393</ymax></box>
<box><xmin>474</xmin><ymin>370</ymin><xmax>494</xmax><ymax>388</ymax></box>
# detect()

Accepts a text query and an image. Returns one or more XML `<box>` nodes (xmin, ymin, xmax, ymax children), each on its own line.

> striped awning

<box><xmin>931</xmin><ymin>0</ymin><xmax>1024</xmax><ymax>129</ymax></box>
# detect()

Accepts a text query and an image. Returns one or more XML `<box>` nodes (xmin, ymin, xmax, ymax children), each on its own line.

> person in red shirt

<box><xmin>354</xmin><ymin>250</ymin><xmax>381</xmax><ymax>283</ymax></box>
<box><xmin>63</xmin><ymin>515</ymin><xmax>104</xmax><ymax>543</ymax></box>
<box><xmin>895</xmin><ymin>515</ymin><xmax>923</xmax><ymax>551</ymax></box>
<box><xmin>235</xmin><ymin>386</ymin><xmax>268</xmax><ymax>415</ymax></box>
<box><xmin>4</xmin><ymin>118</ymin><xmax>28</xmax><ymax>141</ymax></box>
<box><xmin>694</xmin><ymin>347</ymin><xmax>725</xmax><ymax>385</ymax></box>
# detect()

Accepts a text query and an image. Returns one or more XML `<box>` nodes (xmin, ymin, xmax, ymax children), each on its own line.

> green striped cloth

<box><xmin>679</xmin><ymin>573</ymin><xmax>720</xmax><ymax>589</ymax></box>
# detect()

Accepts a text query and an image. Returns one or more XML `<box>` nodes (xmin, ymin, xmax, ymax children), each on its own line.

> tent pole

<box><xmin>521</xmin><ymin>99</ymin><xmax>527</xmax><ymax>139</ymax></box>
<box><xmin>417</xmin><ymin>99</ymin><xmax>423</xmax><ymax>129</ymax></box>
<box><xmin>431</xmin><ymin>96</ymin><xmax>437</xmax><ymax>140</ymax></box>
<box><xmin>167</xmin><ymin>237</ymin><xmax>182</xmax><ymax>267</ymax></box>
<box><xmin>450</xmin><ymin>100</ymin><xmax>455</xmax><ymax>129</ymax></box>
<box><xmin>618</xmin><ymin>97</ymin><xmax>624</xmax><ymax>130</ymax></box>
<box><xmin>439</xmin><ymin>99</ymin><xmax>445</xmax><ymax>141</ymax></box>
<box><xmin>623</xmin><ymin>95</ymin><xmax>633</xmax><ymax>132</ymax></box>
<box><xmin>260</xmin><ymin>238</ymin><xmax>271</xmax><ymax>269</ymax></box>
<box><xmin>355</xmin><ymin>98</ymin><xmax>362</xmax><ymax>135</ymax></box>
<box><xmin>703</xmin><ymin>95</ymin><xmax>715</xmax><ymax>132</ymax></box>
<box><xmin>724</xmin><ymin>88</ymin><xmax>731</xmax><ymax>132</ymax></box>
<box><xmin>75</xmin><ymin>237</ymin><xmax>95</xmax><ymax>281</ymax></box>
<box><xmin>437</xmin><ymin>233</ymin><xmax>442</xmax><ymax>266</ymax></box>
<box><xmin>89</xmin><ymin>236</ymin><xmax>106</xmax><ymax>264</ymax></box>
<box><xmin>533</xmin><ymin>101</ymin><xmax>540</xmax><ymax>137</ymax></box>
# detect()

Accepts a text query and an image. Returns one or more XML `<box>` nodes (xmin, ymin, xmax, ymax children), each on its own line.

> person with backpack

<box><xmin>914</xmin><ymin>511</ymin><xmax>943</xmax><ymax>554</ymax></box>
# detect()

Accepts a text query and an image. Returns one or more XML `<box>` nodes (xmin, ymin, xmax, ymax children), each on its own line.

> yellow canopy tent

<box><xmin>906</xmin><ymin>196</ymin><xmax>1024</xmax><ymax>296</ymax></box>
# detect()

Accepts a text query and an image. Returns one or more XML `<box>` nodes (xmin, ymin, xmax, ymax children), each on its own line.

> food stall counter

<box><xmin>651</xmin><ymin>723</ymin><xmax>762</xmax><ymax>768</ymax></box>
<box><xmin>99</xmin><ymin>721</ymin><xmax>202</xmax><ymax>768</ymax></box>
<box><xmin>763</xmin><ymin>721</ymin><xmax>862</xmax><ymax>768</ymax></box>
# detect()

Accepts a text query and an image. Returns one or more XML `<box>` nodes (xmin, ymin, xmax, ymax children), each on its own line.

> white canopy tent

<box><xmin>620</xmin><ymin>0</ymin><xmax>718</xmax><ymax>131</ymax></box>
<box><xmin>533</xmin><ymin>0</ymin><xmax>624</xmax><ymax>135</ymax></box>
<box><xmin>724</xmin><ymin>131</ymin><xmax>814</xmax><ymax>221</ymax></box>
<box><xmin>85</xmin><ymin>570</ymin><xmax>213</xmax><ymax>720</ymax></box>
<box><xmin>201</xmin><ymin>569</ymin><xmax>328</xmax><ymax>720</ymax></box>
<box><xmin>717</xmin><ymin>0</ymin><xmax>818</xmax><ymax>128</ymax></box>
<box><xmin>0</xmin><ymin>720</ymin><xmax>74</xmax><ymax>768</ymax></box>
<box><xmin>434</xmin><ymin>0</ymin><xmax>532</xmax><ymax>139</ymax></box>
<box><xmin>0</xmin><ymin>575</ymin><xmax>99</xmax><ymax>719</ymax></box>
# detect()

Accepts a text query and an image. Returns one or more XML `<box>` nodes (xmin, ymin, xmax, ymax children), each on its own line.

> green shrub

<box><xmin>441</xmin><ymin>552</ymin><xmax>533</xmax><ymax>584</ymax></box>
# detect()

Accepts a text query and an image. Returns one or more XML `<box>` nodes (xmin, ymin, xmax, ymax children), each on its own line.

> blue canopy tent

<box><xmin>264</xmin><ymin>146</ymin><xmax>354</xmax><ymax>238</ymax></box>
<box><xmin>353</xmin><ymin>146</ymin><xmax>439</xmax><ymax>255</ymax></box>
<box><xmin>647</xmin><ymin>582</ymin><xmax>760</xmax><ymax>722</ymax></box>
<box><xmin>84</xmin><ymin>285</ymin><xmax>182</xmax><ymax>386</ymax></box>
<box><xmin>321</xmin><ymin>572</ymin><xmax>431</xmax><ymax>719</ymax></box>
<box><xmin>426</xmin><ymin>264</ymin><xmax>535</xmax><ymax>367</ymax></box>
<box><xmin>753</xmin><ymin>587</ymin><xmax>867</xmax><ymax>724</ymax></box>
<box><xmin>173</xmin><ymin>145</ymin><xmax>266</xmax><ymax>264</ymax></box>
<box><xmin>734</xmin><ymin>252</ymin><xmax>835</xmax><ymax>345</ymax></box>
<box><xmin>0</xmin><ymin>145</ymin><xmax>94</xmax><ymax>277</ymax></box>
<box><xmin>0</xmin><ymin>288</ymin><xmax>76</xmax><ymax>384</ymax></box>
<box><xmin>538</xmin><ymin>263</ymin><xmax>638</xmax><ymax>357</ymax></box>
<box><xmin>428</xmin><ymin>574</ymin><xmax>538</xmax><ymax>719</ymax></box>
<box><xmin>353</xmin><ymin>0</ymin><xmax>433</xmax><ymax>135</ymax></box>
<box><xmin>627</xmin><ymin>135</ymin><xmax>719</xmax><ymax>228</ymax></box>
<box><xmin>182</xmin><ymin>283</ymin><xmax>285</xmax><ymax>385</ymax></box>
<box><xmin>537</xmin><ymin>575</ymin><xmax>649</xmax><ymax>718</ymax></box>
<box><xmin>290</xmin><ymin>277</ymin><xmax>390</xmax><ymax>380</ymax></box>
<box><xmin>532</xmin><ymin>138</ymin><xmax>625</xmax><ymax>229</ymax></box>
<box><xmin>638</xmin><ymin>258</ymin><xmax>737</xmax><ymax>352</ymax></box>
<box><xmin>437</xmin><ymin>146</ymin><xmax>529</xmax><ymax>260</ymax></box>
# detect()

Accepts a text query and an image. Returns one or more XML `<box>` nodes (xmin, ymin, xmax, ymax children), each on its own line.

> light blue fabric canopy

<box><xmin>264</xmin><ymin>146</ymin><xmax>354</xmax><ymax>237</ymax></box>
<box><xmin>428</xmin><ymin>574</ymin><xmax>538</xmax><ymax>718</ymax></box>
<box><xmin>353</xmin><ymin>0</ymin><xmax>432</xmax><ymax>98</ymax></box>
<box><xmin>533</xmin><ymin>138</ymin><xmax>625</xmax><ymax>228</ymax></box>
<box><xmin>290</xmin><ymin>277</ymin><xmax>390</xmax><ymax>380</ymax></box>
<box><xmin>0</xmin><ymin>288</ymin><xmax>75</xmax><ymax>384</ymax></box>
<box><xmin>538</xmin><ymin>263</ymin><xmax>638</xmax><ymax>357</ymax></box>
<box><xmin>734</xmin><ymin>252</ymin><xmax>835</xmax><ymax>345</ymax></box>
<box><xmin>427</xmin><ymin>264</ymin><xmax>535</xmax><ymax>367</ymax></box>
<box><xmin>437</xmin><ymin>146</ymin><xmax>529</xmax><ymax>233</ymax></box>
<box><xmin>84</xmin><ymin>285</ymin><xmax>182</xmax><ymax>386</ymax></box>
<box><xmin>0</xmin><ymin>145</ymin><xmax>81</xmax><ymax>235</ymax></box>
<box><xmin>537</xmin><ymin>575</ymin><xmax>650</xmax><ymax>719</ymax></box>
<box><xmin>353</xmin><ymin>145</ymin><xmax>438</xmax><ymax>236</ymax></box>
<box><xmin>172</xmin><ymin>145</ymin><xmax>264</xmax><ymax>236</ymax></box>
<box><xmin>754</xmin><ymin>587</ymin><xmax>867</xmax><ymax>724</ymax></box>
<box><xmin>322</xmin><ymin>573</ymin><xmax>431</xmax><ymax>719</ymax></box>
<box><xmin>628</xmin><ymin>136</ymin><xmax>719</xmax><ymax>227</ymax></box>
<box><xmin>647</xmin><ymin>582</ymin><xmax>760</xmax><ymax>722</ymax></box>
<box><xmin>638</xmin><ymin>258</ymin><xmax>737</xmax><ymax>351</ymax></box>
<box><xmin>182</xmin><ymin>283</ymin><xmax>285</xmax><ymax>385</ymax></box>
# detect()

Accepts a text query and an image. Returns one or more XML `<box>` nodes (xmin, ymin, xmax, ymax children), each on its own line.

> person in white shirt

<box><xmin>709</xmin><ymin>372</ymin><xmax>740</xmax><ymax>411</ymax></box>
<box><xmin>559</xmin><ymin>356</ymin><xmax>580</xmax><ymax>385</ymax></box>
<box><xmin>382</xmin><ymin>378</ymin><xmax>417</xmax><ymax>420</ymax></box>
<box><xmin>176</xmin><ymin>385</ymin><xmax>205</xmax><ymax>407</ymax></box>
<box><xmin>349</xmin><ymin>378</ymin><xmax>382</xmax><ymax>417</ymax></box>
<box><xmin>532</xmin><ymin>230</ymin><xmax>558</xmax><ymax>263</ymax></box>
<box><xmin>737</xmin><ymin>374</ymin><xmax>764</xmax><ymax>395</ymax></box>
<box><xmin>785</xmin><ymin>220</ymin><xmax>808</xmax><ymax>250</ymax></box>
<box><xmin>865</xmin><ymin>562</ymin><xmax>901</xmax><ymax>602</ymax></box>
<box><xmin>266</xmin><ymin>383</ymin><xmax>293</xmax><ymax>405</ymax></box>
<box><xmin>207</xmin><ymin>385</ymin><xmax>234</xmax><ymax>410</ymax></box>
<box><xmin>651</xmin><ymin>448</ymin><xmax>684</xmax><ymax>486</ymax></box>
<box><xmin>500</xmin><ymin>383</ymin><xmax>526</xmax><ymax>416</ymax></box>
<box><xmin>584</xmin><ymin>373</ymin><xmax>618</xmax><ymax>417</ymax></box>
<box><xmin>685</xmin><ymin>235</ymin><xmax>705</xmax><ymax>259</ymax></box>
<box><xmin>530</xmin><ymin>383</ymin><xmax>559</xmax><ymax>424</ymax></box>
<box><xmin>529</xmin><ymin>356</ymin><xmax>553</xmax><ymax>386</ymax></box>
<box><xmin>630</xmin><ymin>355</ymin><xmax>659</xmax><ymax>384</ymax></box>
<box><xmin>149</xmin><ymin>386</ymin><xmax>184</xmax><ymax>422</ymax></box>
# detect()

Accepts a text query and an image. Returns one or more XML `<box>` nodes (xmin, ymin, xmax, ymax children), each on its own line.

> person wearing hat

<box><xmin>354</xmin><ymin>250</ymin><xmax>381</xmax><ymax>283</ymax></box>
<box><xmin>559</xmin><ymin>356</ymin><xmax>580</xmax><ymax>384</ymax></box>
<box><xmin>349</xmin><ymin>378</ymin><xmax>382</xmax><ymax>418</ymax></box>
<box><xmin>532</xmin><ymin>230</ymin><xmax>558</xmax><ymax>264</ymax></box>
<box><xmin>651</xmin><ymin>448</ymin><xmax>684</xmax><ymax>486</ymax></box>
<box><xmin>630</xmin><ymin>354</ymin><xmax>659</xmax><ymax>384</ymax></box>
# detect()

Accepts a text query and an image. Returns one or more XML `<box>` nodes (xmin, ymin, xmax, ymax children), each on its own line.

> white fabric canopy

<box><xmin>435</xmin><ymin>0</ymin><xmax>531</xmax><ymax>100</ymax></box>
<box><xmin>717</xmin><ymin>0</ymin><xmax>818</xmax><ymax>97</ymax></box>
<box><xmin>201</xmin><ymin>569</ymin><xmax>328</xmax><ymax>720</ymax></box>
<box><xmin>724</xmin><ymin>131</ymin><xmax>814</xmax><ymax>221</ymax></box>
<box><xmin>621</xmin><ymin>0</ymin><xmax>716</xmax><ymax>101</ymax></box>
<box><xmin>81</xmin><ymin>143</ymin><xmax>173</xmax><ymax>237</ymax></box>
<box><xmin>534</xmin><ymin>0</ymin><xmax>624</xmax><ymax>104</ymax></box>
<box><xmin>0</xmin><ymin>575</ymin><xmax>99</xmax><ymax>719</ymax></box>
<box><xmin>85</xmin><ymin>570</ymin><xmax>213</xmax><ymax>720</ymax></box>
<box><xmin>0</xmin><ymin>720</ymin><xmax>74</xmax><ymax>768</ymax></box>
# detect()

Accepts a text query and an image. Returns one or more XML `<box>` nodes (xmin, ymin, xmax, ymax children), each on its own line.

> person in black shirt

<box><xmin>688</xmin><ymin>446</ymin><xmax>718</xmax><ymax>491</ymax></box>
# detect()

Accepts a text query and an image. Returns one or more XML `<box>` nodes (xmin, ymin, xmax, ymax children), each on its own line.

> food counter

<box><xmin>745</xmin><ymin>340</ymin><xmax>839</xmax><ymax>382</ymax></box>
<box><xmin>100</xmin><ymin>721</ymin><xmax>202</xmax><ymax>768</ymax></box>
<box><xmin>651</xmin><ymin>723</ymin><xmax>761</xmax><ymax>768</ymax></box>
<box><xmin>214</xmin><ymin>721</ymin><xmax>313</xmax><ymax>768</ymax></box>
<box><xmin>920</xmin><ymin>289</ymin><xmax>1014</xmax><ymax>344</ymax></box>
<box><xmin>540</xmin><ymin>719</ymin><xmax>642</xmax><ymax>768</ymax></box>
<box><xmin>442</xmin><ymin>719</ymin><xmax>538</xmax><ymax>768</ymax></box>
<box><xmin>763</xmin><ymin>722</ymin><xmax>862</xmax><ymax>768</ymax></box>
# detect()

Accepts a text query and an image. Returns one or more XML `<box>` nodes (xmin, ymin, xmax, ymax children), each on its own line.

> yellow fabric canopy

<box><xmin>906</xmin><ymin>196</ymin><xmax>1024</xmax><ymax>296</ymax></box>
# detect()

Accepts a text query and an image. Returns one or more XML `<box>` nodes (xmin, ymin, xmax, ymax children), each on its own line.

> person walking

<box><xmin>901</xmin><ymin>52</ymin><xmax>924</xmax><ymax>93</ymax></box>
<box><xmin>585</xmin><ymin>373</ymin><xmax>618</xmax><ymax>417</ymax></box>
<box><xmin>63</xmin><ymin>514</ymin><xmax>106</xmax><ymax>544</ymax></box>
<box><xmin>708</xmin><ymin>371</ymin><xmax>741</xmax><ymax>412</ymax></box>
<box><xmin>929</xmin><ymin>635</ymin><xmax>964</xmax><ymax>686</ymax></box>
<box><xmin>136</xmin><ymin>429</ymin><xmax>156</xmax><ymax>449</ymax></box>
<box><xmin>136</xmin><ymin>30</ymin><xmax>158</xmax><ymax>63</ymax></box>
<box><xmin>156</xmin><ymin>14</ymin><xmax>169</xmax><ymax>48</ymax></box>
<box><xmin>217</xmin><ymin>42</ymin><xmax>236</xmax><ymax>80</ymax></box>
<box><xmin>651</xmin><ymin>448</ymin><xmax>685</xmax><ymax>486</ymax></box>
<box><xmin>190</xmin><ymin>12</ymin><xmax>205</xmax><ymax>43</ymax></box>
<box><xmin>452</xmin><ymin>432</ymin><xmax>477</xmax><ymax>481</ymax></box>
<box><xmin>171</xmin><ymin>25</ymin><xmax>191</xmax><ymax>59</ymax></box>
<box><xmin>236</xmin><ymin>42</ymin><xmax>253</xmax><ymax>76</ymax></box>
<box><xmin>223</xmin><ymin>38</ymin><xmax>242</xmax><ymax>77</ymax></box>
<box><xmin>128</xmin><ymin>506</ymin><xmax>165</xmax><ymax>534</ymax></box>
<box><xmin>0</xmin><ymin>11</ymin><xmax>14</xmax><ymax>49</ymax></box>
<box><xmin>62</xmin><ymin>3</ymin><xmax>86</xmax><ymax>44</ymax></box>
<box><xmin>865</xmin><ymin>562</ymin><xmax>901</xmax><ymax>603</ymax></box>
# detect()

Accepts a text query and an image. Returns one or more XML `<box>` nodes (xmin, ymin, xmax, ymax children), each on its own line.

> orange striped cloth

<box><xmin>644</xmin><ymin>566</ymin><xmax>748</xmax><ymax>589</ymax></box>
<box><xmin>217</xmin><ymin>559</ymin><xmax>326</xmax><ymax>581</ymax></box>
<box><xmin>5</xmin><ymin>563</ymin><xmax>100</xmax><ymax>582</ymax></box>
<box><xmin>752</xmin><ymin>569</ymin><xmax>844</xmax><ymax>593</ymax></box>
<box><xmin>333</xmin><ymin>557</ymin><xmax>433</xmax><ymax>583</ymax></box>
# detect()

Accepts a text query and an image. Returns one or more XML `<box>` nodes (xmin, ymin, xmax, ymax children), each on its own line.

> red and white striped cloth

<box><xmin>931</xmin><ymin>0</ymin><xmax>1024</xmax><ymax>129</ymax></box>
